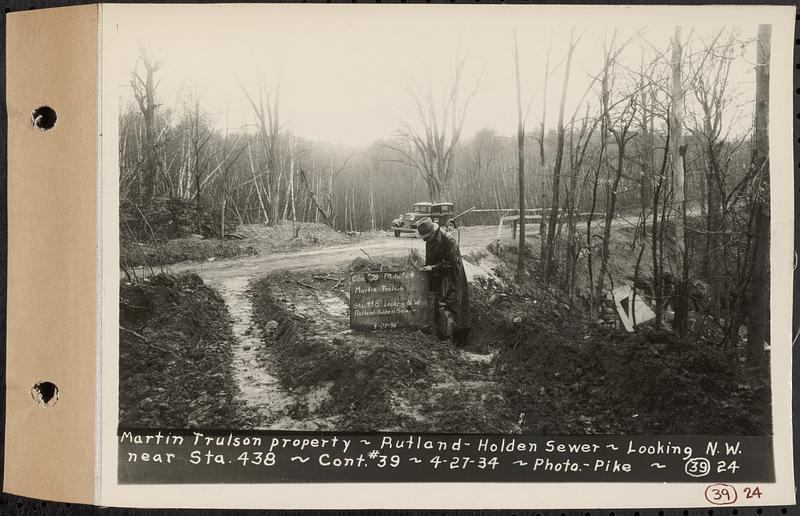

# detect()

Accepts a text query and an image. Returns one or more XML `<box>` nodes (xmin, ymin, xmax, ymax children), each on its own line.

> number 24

<box><xmin>743</xmin><ymin>486</ymin><xmax>763</xmax><ymax>499</ymax></box>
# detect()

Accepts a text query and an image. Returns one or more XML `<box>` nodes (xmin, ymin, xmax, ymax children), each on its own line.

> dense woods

<box><xmin>120</xmin><ymin>26</ymin><xmax>771</xmax><ymax>362</ymax></box>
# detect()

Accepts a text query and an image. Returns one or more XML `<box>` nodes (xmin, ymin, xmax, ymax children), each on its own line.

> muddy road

<box><xmin>152</xmin><ymin>225</ymin><xmax>509</xmax><ymax>430</ymax></box>
<box><xmin>159</xmin><ymin>225</ymin><xmax>502</xmax><ymax>281</ymax></box>
<box><xmin>122</xmin><ymin>215</ymin><xmax>770</xmax><ymax>434</ymax></box>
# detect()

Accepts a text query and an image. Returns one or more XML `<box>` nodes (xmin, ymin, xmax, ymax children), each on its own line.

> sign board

<box><xmin>350</xmin><ymin>270</ymin><xmax>430</xmax><ymax>331</ymax></box>
<box><xmin>611</xmin><ymin>285</ymin><xmax>656</xmax><ymax>332</ymax></box>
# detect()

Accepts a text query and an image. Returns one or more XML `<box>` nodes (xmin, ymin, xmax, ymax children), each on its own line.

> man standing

<box><xmin>417</xmin><ymin>218</ymin><xmax>471</xmax><ymax>346</ymax></box>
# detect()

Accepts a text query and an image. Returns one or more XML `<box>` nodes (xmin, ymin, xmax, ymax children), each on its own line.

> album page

<box><xmin>6</xmin><ymin>2</ymin><xmax>796</xmax><ymax>509</ymax></box>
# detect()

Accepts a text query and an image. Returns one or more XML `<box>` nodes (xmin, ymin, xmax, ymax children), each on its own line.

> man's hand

<box><xmin>420</xmin><ymin>265</ymin><xmax>433</xmax><ymax>272</ymax></box>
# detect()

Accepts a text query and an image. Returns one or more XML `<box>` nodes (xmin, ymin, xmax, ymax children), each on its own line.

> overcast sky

<box><xmin>107</xmin><ymin>4</ymin><xmax>762</xmax><ymax>146</ymax></box>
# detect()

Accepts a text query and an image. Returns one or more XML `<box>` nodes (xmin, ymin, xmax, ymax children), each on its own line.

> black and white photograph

<box><xmin>103</xmin><ymin>8</ymin><xmax>798</xmax><ymax>501</ymax></box>
<box><xmin>115</xmin><ymin>6</ymin><xmax>779</xmax><ymax>438</ymax></box>
<box><xmin>3</xmin><ymin>2</ymin><xmax>795</xmax><ymax>509</ymax></box>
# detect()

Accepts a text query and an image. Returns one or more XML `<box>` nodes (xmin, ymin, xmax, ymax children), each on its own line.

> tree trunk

<box><xmin>539</xmin><ymin>40</ymin><xmax>551</xmax><ymax>264</ymax></box>
<box><xmin>746</xmin><ymin>24</ymin><xmax>771</xmax><ymax>366</ymax></box>
<box><xmin>220</xmin><ymin>195</ymin><xmax>227</xmax><ymax>239</ymax></box>
<box><xmin>544</xmin><ymin>29</ymin><xmax>576</xmax><ymax>286</ymax></box>
<box><xmin>193</xmin><ymin>97</ymin><xmax>205</xmax><ymax>235</ymax></box>
<box><xmin>289</xmin><ymin>146</ymin><xmax>297</xmax><ymax>236</ymax></box>
<box><xmin>248</xmin><ymin>144</ymin><xmax>269</xmax><ymax>223</ymax></box>
<box><xmin>652</xmin><ymin>127</ymin><xmax>670</xmax><ymax>327</ymax></box>
<box><xmin>669</xmin><ymin>26</ymin><xmax>689</xmax><ymax>334</ymax></box>
<box><xmin>369</xmin><ymin>161</ymin><xmax>376</xmax><ymax>231</ymax></box>
<box><xmin>597</xmin><ymin>128</ymin><xmax>630</xmax><ymax>298</ymax></box>
<box><xmin>705</xmin><ymin>144</ymin><xmax>724</xmax><ymax>318</ymax></box>
<box><xmin>132</xmin><ymin>52</ymin><xmax>160</xmax><ymax>202</ymax></box>
<box><xmin>513</xmin><ymin>30</ymin><xmax>527</xmax><ymax>280</ymax></box>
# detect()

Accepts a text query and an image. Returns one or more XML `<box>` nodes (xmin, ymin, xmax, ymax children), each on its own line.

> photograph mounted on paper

<box><xmin>114</xmin><ymin>6</ymin><xmax>779</xmax><ymax>442</ymax></box>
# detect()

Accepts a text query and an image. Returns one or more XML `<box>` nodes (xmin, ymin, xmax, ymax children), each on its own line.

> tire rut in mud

<box><xmin>249</xmin><ymin>272</ymin><xmax>518</xmax><ymax>433</ymax></box>
<box><xmin>217</xmin><ymin>276</ymin><xmax>334</xmax><ymax>430</ymax></box>
<box><xmin>119</xmin><ymin>273</ymin><xmax>252</xmax><ymax>428</ymax></box>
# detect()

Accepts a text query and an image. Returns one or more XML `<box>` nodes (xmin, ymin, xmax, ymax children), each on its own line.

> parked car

<box><xmin>391</xmin><ymin>202</ymin><xmax>456</xmax><ymax>237</ymax></box>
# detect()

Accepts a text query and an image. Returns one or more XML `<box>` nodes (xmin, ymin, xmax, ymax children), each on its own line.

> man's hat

<box><xmin>416</xmin><ymin>217</ymin><xmax>437</xmax><ymax>238</ymax></box>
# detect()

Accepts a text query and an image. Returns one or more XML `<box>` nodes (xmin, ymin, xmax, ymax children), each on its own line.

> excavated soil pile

<box><xmin>470</xmin><ymin>245</ymin><xmax>771</xmax><ymax>435</ymax></box>
<box><xmin>121</xmin><ymin>238</ymin><xmax>257</xmax><ymax>270</ymax></box>
<box><xmin>121</xmin><ymin>220</ymin><xmax>380</xmax><ymax>269</ymax></box>
<box><xmin>235</xmin><ymin>221</ymin><xmax>376</xmax><ymax>253</ymax></box>
<box><xmin>120</xmin><ymin>198</ymin><xmax>230</xmax><ymax>241</ymax></box>
<box><xmin>119</xmin><ymin>273</ymin><xmax>251</xmax><ymax>428</ymax></box>
<box><xmin>250</xmin><ymin>265</ymin><xmax>517</xmax><ymax>433</ymax></box>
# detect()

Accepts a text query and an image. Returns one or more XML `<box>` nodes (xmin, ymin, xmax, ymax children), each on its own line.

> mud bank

<box><xmin>470</xmin><ymin>247</ymin><xmax>772</xmax><ymax>435</ymax></box>
<box><xmin>250</xmin><ymin>271</ymin><xmax>517</xmax><ymax>433</ymax></box>
<box><xmin>119</xmin><ymin>273</ymin><xmax>252</xmax><ymax>428</ymax></box>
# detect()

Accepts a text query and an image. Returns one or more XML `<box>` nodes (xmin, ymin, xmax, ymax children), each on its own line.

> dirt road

<box><xmin>156</xmin><ymin>215</ymin><xmax>635</xmax><ymax>282</ymax></box>
<box><xmin>124</xmin><ymin>215</ymin><xmax>766</xmax><ymax>433</ymax></box>
<box><xmin>160</xmin><ymin>225</ymin><xmax>502</xmax><ymax>281</ymax></box>
<box><xmin>152</xmin><ymin>225</ymin><xmax>506</xmax><ymax>429</ymax></box>
<box><xmin>149</xmin><ymin>220</ymin><xmax>637</xmax><ymax>430</ymax></box>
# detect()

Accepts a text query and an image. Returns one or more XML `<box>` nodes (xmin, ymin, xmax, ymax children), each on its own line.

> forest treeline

<box><xmin>120</xmin><ymin>26</ymin><xmax>771</xmax><ymax>361</ymax></box>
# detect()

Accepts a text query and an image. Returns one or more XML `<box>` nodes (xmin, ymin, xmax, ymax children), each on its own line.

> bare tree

<box><xmin>683</xmin><ymin>29</ymin><xmax>740</xmax><ymax>322</ymax></box>
<box><xmin>368</xmin><ymin>151</ymin><xmax>380</xmax><ymax>231</ymax></box>
<box><xmin>130</xmin><ymin>47</ymin><xmax>162</xmax><ymax>201</ymax></box>
<box><xmin>596</xmin><ymin>94</ymin><xmax>638</xmax><ymax>299</ymax></box>
<box><xmin>537</xmin><ymin>38</ymin><xmax>552</xmax><ymax>261</ymax></box>
<box><xmin>214</xmin><ymin>119</ymin><xmax>247</xmax><ymax>239</ymax></box>
<box><xmin>564</xmin><ymin>103</ymin><xmax>598</xmax><ymax>306</ymax></box>
<box><xmin>585</xmin><ymin>33</ymin><xmax>617</xmax><ymax>318</ymax></box>
<box><xmin>465</xmin><ymin>128</ymin><xmax>501</xmax><ymax>209</ymax></box>
<box><xmin>386</xmin><ymin>59</ymin><xmax>479</xmax><ymax>201</ymax></box>
<box><xmin>242</xmin><ymin>78</ymin><xmax>282</xmax><ymax>226</ymax></box>
<box><xmin>668</xmin><ymin>26</ymin><xmax>689</xmax><ymax>333</ymax></box>
<box><xmin>543</xmin><ymin>29</ymin><xmax>578</xmax><ymax>286</ymax></box>
<box><xmin>184</xmin><ymin>90</ymin><xmax>215</xmax><ymax>234</ymax></box>
<box><xmin>636</xmin><ymin>62</ymin><xmax>671</xmax><ymax>328</ymax></box>
<box><xmin>513</xmin><ymin>29</ymin><xmax>528</xmax><ymax>280</ymax></box>
<box><xmin>297</xmin><ymin>151</ymin><xmax>350</xmax><ymax>225</ymax></box>
<box><xmin>285</xmin><ymin>135</ymin><xmax>299</xmax><ymax>237</ymax></box>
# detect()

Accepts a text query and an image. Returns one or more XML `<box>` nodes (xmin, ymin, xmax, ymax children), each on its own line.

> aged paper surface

<box><xmin>97</xmin><ymin>3</ymin><xmax>795</xmax><ymax>509</ymax></box>
<box><xmin>4</xmin><ymin>4</ymin><xmax>98</xmax><ymax>504</ymax></box>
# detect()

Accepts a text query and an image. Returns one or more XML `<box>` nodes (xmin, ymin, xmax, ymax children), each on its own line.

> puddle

<box><xmin>216</xmin><ymin>276</ymin><xmax>339</xmax><ymax>430</ymax></box>
<box><xmin>272</xmin><ymin>281</ymin><xmax>349</xmax><ymax>335</ymax></box>
<box><xmin>212</xmin><ymin>269</ymin><xmax>508</xmax><ymax>432</ymax></box>
<box><xmin>316</xmin><ymin>291</ymin><xmax>349</xmax><ymax>318</ymax></box>
<box><xmin>306</xmin><ymin>382</ymin><xmax>334</xmax><ymax>412</ymax></box>
<box><xmin>463</xmin><ymin>253</ymin><xmax>502</xmax><ymax>285</ymax></box>
<box><xmin>460</xmin><ymin>349</ymin><xmax>498</xmax><ymax>364</ymax></box>
<box><xmin>388</xmin><ymin>391</ymin><xmax>431</xmax><ymax>424</ymax></box>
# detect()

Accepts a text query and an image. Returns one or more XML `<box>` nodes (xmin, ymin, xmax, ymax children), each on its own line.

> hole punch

<box><xmin>31</xmin><ymin>381</ymin><xmax>59</xmax><ymax>407</ymax></box>
<box><xmin>31</xmin><ymin>105</ymin><xmax>57</xmax><ymax>131</ymax></box>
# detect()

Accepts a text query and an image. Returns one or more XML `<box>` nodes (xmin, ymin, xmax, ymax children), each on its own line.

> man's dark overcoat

<box><xmin>425</xmin><ymin>228</ymin><xmax>471</xmax><ymax>330</ymax></box>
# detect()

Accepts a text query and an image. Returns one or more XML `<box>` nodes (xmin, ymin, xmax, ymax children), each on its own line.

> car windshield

<box><xmin>413</xmin><ymin>205</ymin><xmax>430</xmax><ymax>213</ymax></box>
